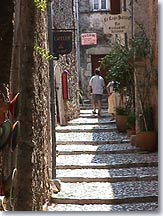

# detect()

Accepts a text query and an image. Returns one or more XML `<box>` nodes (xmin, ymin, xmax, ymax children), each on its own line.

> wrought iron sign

<box><xmin>53</xmin><ymin>31</ymin><xmax>72</xmax><ymax>55</ymax></box>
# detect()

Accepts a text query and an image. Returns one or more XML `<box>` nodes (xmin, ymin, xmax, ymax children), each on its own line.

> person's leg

<box><xmin>97</xmin><ymin>95</ymin><xmax>102</xmax><ymax>116</ymax></box>
<box><xmin>109</xmin><ymin>93</ymin><xmax>115</xmax><ymax>120</ymax></box>
<box><xmin>92</xmin><ymin>94</ymin><xmax>96</xmax><ymax>114</ymax></box>
<box><xmin>110</xmin><ymin>113</ymin><xmax>115</xmax><ymax>121</ymax></box>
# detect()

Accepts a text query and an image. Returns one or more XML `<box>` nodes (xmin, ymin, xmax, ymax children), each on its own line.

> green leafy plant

<box><xmin>132</xmin><ymin>26</ymin><xmax>157</xmax><ymax>131</ymax></box>
<box><xmin>100</xmin><ymin>40</ymin><xmax>135</xmax><ymax>110</ymax></box>
<box><xmin>116</xmin><ymin>106</ymin><xmax>129</xmax><ymax>116</ymax></box>
<box><xmin>125</xmin><ymin>111</ymin><xmax>136</xmax><ymax>130</ymax></box>
<box><xmin>130</xmin><ymin>24</ymin><xmax>151</xmax><ymax>59</ymax></box>
<box><xmin>34</xmin><ymin>44</ymin><xmax>56</xmax><ymax>61</ymax></box>
<box><xmin>77</xmin><ymin>89</ymin><xmax>83</xmax><ymax>104</ymax></box>
<box><xmin>33</xmin><ymin>0</ymin><xmax>47</xmax><ymax>11</ymax></box>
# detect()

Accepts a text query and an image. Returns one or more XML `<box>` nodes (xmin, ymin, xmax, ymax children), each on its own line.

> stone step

<box><xmin>56</xmin><ymin>122</ymin><xmax>116</xmax><ymax>131</ymax></box>
<box><xmin>80</xmin><ymin>109</ymin><xmax>108</xmax><ymax>114</ymax></box>
<box><xmin>55</xmin><ymin>127</ymin><xmax>117</xmax><ymax>133</ymax></box>
<box><xmin>47</xmin><ymin>202</ymin><xmax>158</xmax><ymax>211</ymax></box>
<box><xmin>56</xmin><ymin>131</ymin><xmax>128</xmax><ymax>142</ymax></box>
<box><xmin>57</xmin><ymin>143</ymin><xmax>137</xmax><ymax>152</ymax></box>
<box><xmin>56</xmin><ymin>167</ymin><xmax>158</xmax><ymax>179</ymax></box>
<box><xmin>80</xmin><ymin>105</ymin><xmax>108</xmax><ymax>110</ymax></box>
<box><xmin>57</xmin><ymin>143</ymin><xmax>139</xmax><ymax>155</ymax></box>
<box><xmin>51</xmin><ymin>181</ymin><xmax>158</xmax><ymax>204</ymax></box>
<box><xmin>79</xmin><ymin>114</ymin><xmax>109</xmax><ymax>118</ymax></box>
<box><xmin>58</xmin><ymin>176</ymin><xmax>158</xmax><ymax>183</ymax></box>
<box><xmin>68</xmin><ymin>121</ymin><xmax>115</xmax><ymax>125</ymax></box>
<box><xmin>83</xmin><ymin>98</ymin><xmax>108</xmax><ymax>104</ymax></box>
<box><xmin>67</xmin><ymin>117</ymin><xmax>115</xmax><ymax>125</ymax></box>
<box><xmin>56</xmin><ymin>140</ymin><xmax>130</xmax><ymax>145</ymax></box>
<box><xmin>58</xmin><ymin>149</ymin><xmax>140</xmax><ymax>155</ymax></box>
<box><xmin>56</xmin><ymin>162</ymin><xmax>158</xmax><ymax>170</ymax></box>
<box><xmin>56</xmin><ymin>152</ymin><xmax>158</xmax><ymax>167</ymax></box>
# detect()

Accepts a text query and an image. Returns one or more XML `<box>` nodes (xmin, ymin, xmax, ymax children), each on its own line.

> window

<box><xmin>93</xmin><ymin>0</ymin><xmax>110</xmax><ymax>11</ymax></box>
<box><xmin>101</xmin><ymin>0</ymin><xmax>106</xmax><ymax>9</ymax></box>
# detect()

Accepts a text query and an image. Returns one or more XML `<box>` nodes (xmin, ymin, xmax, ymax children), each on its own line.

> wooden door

<box><xmin>91</xmin><ymin>54</ymin><xmax>107</xmax><ymax>83</ymax></box>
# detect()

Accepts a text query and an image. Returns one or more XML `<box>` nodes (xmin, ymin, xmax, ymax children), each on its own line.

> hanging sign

<box><xmin>81</xmin><ymin>33</ymin><xmax>97</xmax><ymax>45</ymax></box>
<box><xmin>53</xmin><ymin>31</ymin><xmax>72</xmax><ymax>55</ymax></box>
<box><xmin>103</xmin><ymin>11</ymin><xmax>131</xmax><ymax>35</ymax></box>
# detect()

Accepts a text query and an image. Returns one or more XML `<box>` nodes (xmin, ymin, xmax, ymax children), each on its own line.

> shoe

<box><xmin>92</xmin><ymin>111</ymin><xmax>96</xmax><ymax>114</ymax></box>
<box><xmin>97</xmin><ymin>113</ymin><xmax>101</xmax><ymax>117</ymax></box>
<box><xmin>110</xmin><ymin>117</ymin><xmax>115</xmax><ymax>121</ymax></box>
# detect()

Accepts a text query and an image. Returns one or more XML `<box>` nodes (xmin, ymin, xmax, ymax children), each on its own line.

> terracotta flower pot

<box><xmin>116</xmin><ymin>115</ymin><xmax>127</xmax><ymax>132</ymax></box>
<box><xmin>127</xmin><ymin>129</ymin><xmax>136</xmax><ymax>138</ymax></box>
<box><xmin>135</xmin><ymin>131</ymin><xmax>158</xmax><ymax>152</ymax></box>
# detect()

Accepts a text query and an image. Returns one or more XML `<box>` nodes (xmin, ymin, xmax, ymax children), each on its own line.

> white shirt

<box><xmin>89</xmin><ymin>75</ymin><xmax>105</xmax><ymax>95</ymax></box>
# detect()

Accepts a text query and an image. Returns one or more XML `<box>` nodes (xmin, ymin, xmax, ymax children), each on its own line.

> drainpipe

<box><xmin>123</xmin><ymin>0</ymin><xmax>128</xmax><ymax>48</ymax></box>
<box><xmin>75</xmin><ymin>0</ymin><xmax>81</xmax><ymax>89</ymax></box>
<box><xmin>48</xmin><ymin>0</ymin><xmax>56</xmax><ymax>179</ymax></box>
<box><xmin>131</xmin><ymin>0</ymin><xmax>134</xmax><ymax>39</ymax></box>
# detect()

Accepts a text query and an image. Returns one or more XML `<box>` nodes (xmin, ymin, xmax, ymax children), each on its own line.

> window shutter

<box><xmin>110</xmin><ymin>0</ymin><xmax>121</xmax><ymax>14</ymax></box>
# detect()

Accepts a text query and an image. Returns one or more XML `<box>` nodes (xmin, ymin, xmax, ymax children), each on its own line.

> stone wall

<box><xmin>133</xmin><ymin>0</ymin><xmax>158</xmax><ymax>130</ymax></box>
<box><xmin>78</xmin><ymin>1</ymin><xmax>123</xmax><ymax>99</ymax></box>
<box><xmin>52</xmin><ymin>0</ymin><xmax>80</xmax><ymax>122</ymax></box>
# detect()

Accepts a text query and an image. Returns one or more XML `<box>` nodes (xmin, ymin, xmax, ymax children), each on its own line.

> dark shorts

<box><xmin>92</xmin><ymin>94</ymin><xmax>103</xmax><ymax>102</ymax></box>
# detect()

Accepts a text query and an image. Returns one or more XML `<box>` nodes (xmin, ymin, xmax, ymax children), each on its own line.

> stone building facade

<box><xmin>78</xmin><ymin>0</ymin><xmax>112</xmax><ymax>99</ymax></box>
<box><xmin>78</xmin><ymin>0</ymin><xmax>132</xmax><ymax>99</ymax></box>
<box><xmin>51</xmin><ymin>0</ymin><xmax>80</xmax><ymax>125</ymax></box>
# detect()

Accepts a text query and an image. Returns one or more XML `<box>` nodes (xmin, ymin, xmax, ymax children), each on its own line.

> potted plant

<box><xmin>135</xmin><ymin>106</ymin><xmax>157</xmax><ymax>152</ymax></box>
<box><xmin>132</xmin><ymin>28</ymin><xmax>158</xmax><ymax>152</ymax></box>
<box><xmin>77</xmin><ymin>89</ymin><xmax>83</xmax><ymax>105</ymax></box>
<box><xmin>100</xmin><ymin>39</ymin><xmax>135</xmax><ymax>109</ymax></box>
<box><xmin>125</xmin><ymin>111</ymin><xmax>136</xmax><ymax>137</ymax></box>
<box><xmin>115</xmin><ymin>106</ymin><xmax>129</xmax><ymax>132</ymax></box>
<box><xmin>100</xmin><ymin>40</ymin><xmax>136</xmax><ymax>133</ymax></box>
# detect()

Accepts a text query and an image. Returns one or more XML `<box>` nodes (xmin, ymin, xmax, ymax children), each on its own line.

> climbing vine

<box><xmin>33</xmin><ymin>0</ymin><xmax>47</xmax><ymax>11</ymax></box>
<box><xmin>34</xmin><ymin>44</ymin><xmax>55</xmax><ymax>61</ymax></box>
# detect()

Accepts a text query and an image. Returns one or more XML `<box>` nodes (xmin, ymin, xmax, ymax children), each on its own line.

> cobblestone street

<box><xmin>47</xmin><ymin>105</ymin><xmax>158</xmax><ymax>211</ymax></box>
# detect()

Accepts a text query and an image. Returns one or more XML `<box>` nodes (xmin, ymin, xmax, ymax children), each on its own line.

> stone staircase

<box><xmin>48</xmin><ymin>108</ymin><xmax>158</xmax><ymax>211</ymax></box>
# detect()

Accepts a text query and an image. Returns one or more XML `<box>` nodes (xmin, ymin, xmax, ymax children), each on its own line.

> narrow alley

<box><xmin>47</xmin><ymin>102</ymin><xmax>158</xmax><ymax>211</ymax></box>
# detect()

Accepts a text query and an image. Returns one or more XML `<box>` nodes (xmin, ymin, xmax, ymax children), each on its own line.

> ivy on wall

<box><xmin>33</xmin><ymin>0</ymin><xmax>47</xmax><ymax>11</ymax></box>
<box><xmin>34</xmin><ymin>44</ymin><xmax>55</xmax><ymax>61</ymax></box>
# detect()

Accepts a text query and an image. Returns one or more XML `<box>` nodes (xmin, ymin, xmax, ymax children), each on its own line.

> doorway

<box><xmin>91</xmin><ymin>54</ymin><xmax>107</xmax><ymax>84</ymax></box>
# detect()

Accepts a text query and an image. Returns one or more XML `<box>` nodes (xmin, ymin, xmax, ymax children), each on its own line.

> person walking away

<box><xmin>107</xmin><ymin>81</ymin><xmax>121</xmax><ymax>121</ymax></box>
<box><xmin>89</xmin><ymin>69</ymin><xmax>105</xmax><ymax>117</ymax></box>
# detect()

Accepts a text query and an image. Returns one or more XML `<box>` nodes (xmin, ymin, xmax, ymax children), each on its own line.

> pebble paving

<box><xmin>52</xmin><ymin>181</ymin><xmax>158</xmax><ymax>200</ymax></box>
<box><xmin>56</xmin><ymin>131</ymin><xmax>128</xmax><ymax>141</ymax></box>
<box><xmin>56</xmin><ymin>153</ymin><xmax>158</xmax><ymax>166</ymax></box>
<box><xmin>57</xmin><ymin>143</ymin><xmax>137</xmax><ymax>152</ymax></box>
<box><xmin>48</xmin><ymin>107</ymin><xmax>158</xmax><ymax>211</ymax></box>
<box><xmin>48</xmin><ymin>202</ymin><xmax>158</xmax><ymax>211</ymax></box>
<box><xmin>56</xmin><ymin>167</ymin><xmax>158</xmax><ymax>179</ymax></box>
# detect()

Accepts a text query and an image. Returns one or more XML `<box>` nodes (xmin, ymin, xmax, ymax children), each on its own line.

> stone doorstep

<box><xmin>57</xmin><ymin>175</ymin><xmax>158</xmax><ymax>183</ymax></box>
<box><xmin>50</xmin><ymin>195</ymin><xmax>158</xmax><ymax>205</ymax></box>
